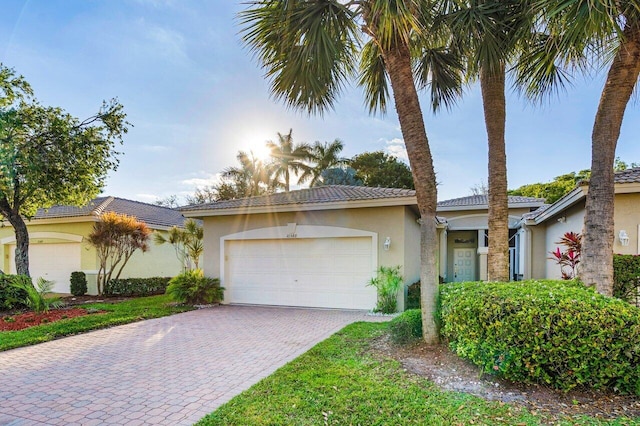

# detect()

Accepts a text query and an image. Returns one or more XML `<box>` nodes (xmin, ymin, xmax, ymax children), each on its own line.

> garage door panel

<box><xmin>225</xmin><ymin>237</ymin><xmax>376</xmax><ymax>309</ymax></box>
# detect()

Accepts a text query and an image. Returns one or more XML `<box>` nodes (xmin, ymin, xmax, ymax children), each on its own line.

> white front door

<box><xmin>453</xmin><ymin>248</ymin><xmax>476</xmax><ymax>282</ymax></box>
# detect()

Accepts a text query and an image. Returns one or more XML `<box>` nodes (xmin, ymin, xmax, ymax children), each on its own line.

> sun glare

<box><xmin>241</xmin><ymin>130</ymin><xmax>273</xmax><ymax>163</ymax></box>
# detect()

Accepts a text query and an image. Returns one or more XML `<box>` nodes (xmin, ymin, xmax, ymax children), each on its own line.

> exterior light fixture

<box><xmin>383</xmin><ymin>237</ymin><xmax>391</xmax><ymax>251</ymax></box>
<box><xmin>619</xmin><ymin>230</ymin><xmax>630</xmax><ymax>246</ymax></box>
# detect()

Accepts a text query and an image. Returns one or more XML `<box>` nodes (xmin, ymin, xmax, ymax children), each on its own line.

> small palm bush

<box><xmin>166</xmin><ymin>269</ymin><xmax>224</xmax><ymax>304</ymax></box>
<box><xmin>368</xmin><ymin>266</ymin><xmax>403</xmax><ymax>314</ymax></box>
<box><xmin>11</xmin><ymin>277</ymin><xmax>63</xmax><ymax>313</ymax></box>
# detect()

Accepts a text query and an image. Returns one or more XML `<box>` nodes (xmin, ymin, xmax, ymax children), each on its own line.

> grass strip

<box><xmin>0</xmin><ymin>294</ymin><xmax>192</xmax><ymax>351</ymax></box>
<box><xmin>198</xmin><ymin>322</ymin><xmax>639</xmax><ymax>426</ymax></box>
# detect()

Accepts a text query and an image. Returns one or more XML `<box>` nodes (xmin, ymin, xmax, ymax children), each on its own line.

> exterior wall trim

<box><xmin>1</xmin><ymin>232</ymin><xmax>83</xmax><ymax>245</ymax></box>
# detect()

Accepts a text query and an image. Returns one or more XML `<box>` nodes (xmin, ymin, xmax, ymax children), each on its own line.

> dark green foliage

<box><xmin>389</xmin><ymin>309</ymin><xmax>422</xmax><ymax>344</ymax></box>
<box><xmin>406</xmin><ymin>280</ymin><xmax>421</xmax><ymax>310</ymax></box>
<box><xmin>350</xmin><ymin>151</ymin><xmax>414</xmax><ymax>189</ymax></box>
<box><xmin>166</xmin><ymin>270</ymin><xmax>224</xmax><ymax>304</ymax></box>
<box><xmin>0</xmin><ymin>274</ymin><xmax>31</xmax><ymax>310</ymax></box>
<box><xmin>613</xmin><ymin>254</ymin><xmax>640</xmax><ymax>305</ymax></box>
<box><xmin>440</xmin><ymin>280</ymin><xmax>640</xmax><ymax>394</ymax></box>
<box><xmin>70</xmin><ymin>271</ymin><xmax>88</xmax><ymax>296</ymax></box>
<box><xmin>368</xmin><ymin>266</ymin><xmax>403</xmax><ymax>313</ymax></box>
<box><xmin>105</xmin><ymin>277</ymin><xmax>172</xmax><ymax>297</ymax></box>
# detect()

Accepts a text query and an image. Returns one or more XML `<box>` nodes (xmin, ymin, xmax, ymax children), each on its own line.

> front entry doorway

<box><xmin>453</xmin><ymin>248</ymin><xmax>476</xmax><ymax>282</ymax></box>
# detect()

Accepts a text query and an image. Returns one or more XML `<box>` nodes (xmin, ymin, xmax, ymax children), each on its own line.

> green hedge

<box><xmin>0</xmin><ymin>274</ymin><xmax>32</xmax><ymax>310</ymax></box>
<box><xmin>104</xmin><ymin>277</ymin><xmax>172</xmax><ymax>297</ymax></box>
<box><xmin>389</xmin><ymin>309</ymin><xmax>422</xmax><ymax>344</ymax></box>
<box><xmin>439</xmin><ymin>280</ymin><xmax>640</xmax><ymax>395</ymax></box>
<box><xmin>613</xmin><ymin>254</ymin><xmax>640</xmax><ymax>304</ymax></box>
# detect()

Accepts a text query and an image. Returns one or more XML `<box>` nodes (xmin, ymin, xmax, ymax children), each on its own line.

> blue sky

<box><xmin>1</xmin><ymin>0</ymin><xmax>638</xmax><ymax>203</ymax></box>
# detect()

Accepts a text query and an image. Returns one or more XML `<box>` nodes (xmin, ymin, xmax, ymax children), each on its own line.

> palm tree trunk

<box><xmin>582</xmin><ymin>24</ymin><xmax>640</xmax><ymax>296</ymax></box>
<box><xmin>383</xmin><ymin>42</ymin><xmax>439</xmax><ymax>344</ymax></box>
<box><xmin>0</xmin><ymin>197</ymin><xmax>30</xmax><ymax>276</ymax></box>
<box><xmin>480</xmin><ymin>65</ymin><xmax>510</xmax><ymax>282</ymax></box>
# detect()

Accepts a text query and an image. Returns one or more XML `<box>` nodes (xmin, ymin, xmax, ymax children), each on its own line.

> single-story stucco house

<box><xmin>183</xmin><ymin>167</ymin><xmax>640</xmax><ymax>311</ymax></box>
<box><xmin>0</xmin><ymin>196</ymin><xmax>187</xmax><ymax>295</ymax></box>
<box><xmin>181</xmin><ymin>186</ymin><xmax>545</xmax><ymax>311</ymax></box>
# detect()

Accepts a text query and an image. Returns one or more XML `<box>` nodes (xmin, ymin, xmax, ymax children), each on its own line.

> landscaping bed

<box><xmin>1</xmin><ymin>307</ymin><xmax>98</xmax><ymax>331</ymax></box>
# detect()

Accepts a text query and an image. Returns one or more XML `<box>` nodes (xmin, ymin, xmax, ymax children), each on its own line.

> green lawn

<box><xmin>0</xmin><ymin>294</ymin><xmax>193</xmax><ymax>351</ymax></box>
<box><xmin>197</xmin><ymin>322</ymin><xmax>639</xmax><ymax>426</ymax></box>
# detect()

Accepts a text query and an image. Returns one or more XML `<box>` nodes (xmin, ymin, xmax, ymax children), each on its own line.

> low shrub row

<box><xmin>166</xmin><ymin>269</ymin><xmax>224</xmax><ymax>305</ymax></box>
<box><xmin>105</xmin><ymin>277</ymin><xmax>172</xmax><ymax>297</ymax></box>
<box><xmin>613</xmin><ymin>254</ymin><xmax>640</xmax><ymax>305</ymax></box>
<box><xmin>389</xmin><ymin>309</ymin><xmax>422</xmax><ymax>344</ymax></box>
<box><xmin>439</xmin><ymin>280</ymin><xmax>640</xmax><ymax>395</ymax></box>
<box><xmin>0</xmin><ymin>274</ymin><xmax>32</xmax><ymax>310</ymax></box>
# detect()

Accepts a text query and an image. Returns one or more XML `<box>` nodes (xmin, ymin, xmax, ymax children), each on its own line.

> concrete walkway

<box><xmin>0</xmin><ymin>306</ymin><xmax>386</xmax><ymax>425</ymax></box>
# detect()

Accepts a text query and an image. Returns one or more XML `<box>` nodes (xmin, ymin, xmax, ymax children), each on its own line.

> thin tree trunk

<box><xmin>0</xmin><ymin>197</ymin><xmax>30</xmax><ymax>277</ymax></box>
<box><xmin>480</xmin><ymin>65</ymin><xmax>510</xmax><ymax>282</ymax></box>
<box><xmin>582</xmin><ymin>24</ymin><xmax>640</xmax><ymax>295</ymax></box>
<box><xmin>383</xmin><ymin>42</ymin><xmax>439</xmax><ymax>344</ymax></box>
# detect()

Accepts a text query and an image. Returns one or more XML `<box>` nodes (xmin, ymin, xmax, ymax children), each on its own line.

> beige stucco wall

<box><xmin>0</xmin><ymin>221</ymin><xmax>183</xmax><ymax>295</ymax></box>
<box><xmin>542</xmin><ymin>203</ymin><xmax>585</xmax><ymax>279</ymax></box>
<box><xmin>612</xmin><ymin>193</ymin><xmax>640</xmax><ymax>255</ymax></box>
<box><xmin>201</xmin><ymin>205</ymin><xmax>420</xmax><ymax>310</ymax></box>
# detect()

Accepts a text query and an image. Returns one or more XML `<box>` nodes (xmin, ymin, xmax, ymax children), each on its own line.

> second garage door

<box><xmin>9</xmin><ymin>243</ymin><xmax>81</xmax><ymax>294</ymax></box>
<box><xmin>225</xmin><ymin>237</ymin><xmax>377</xmax><ymax>309</ymax></box>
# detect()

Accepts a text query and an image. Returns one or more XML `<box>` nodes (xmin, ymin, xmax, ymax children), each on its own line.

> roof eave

<box><xmin>532</xmin><ymin>186</ymin><xmax>587</xmax><ymax>225</ymax></box>
<box><xmin>182</xmin><ymin>196</ymin><xmax>418</xmax><ymax>218</ymax></box>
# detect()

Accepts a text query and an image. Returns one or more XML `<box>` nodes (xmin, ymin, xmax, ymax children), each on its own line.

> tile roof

<box><xmin>181</xmin><ymin>185</ymin><xmax>417</xmax><ymax>212</ymax></box>
<box><xmin>614</xmin><ymin>167</ymin><xmax>640</xmax><ymax>184</ymax></box>
<box><xmin>33</xmin><ymin>197</ymin><xmax>187</xmax><ymax>228</ymax></box>
<box><xmin>437</xmin><ymin>194</ymin><xmax>545</xmax><ymax>208</ymax></box>
<box><xmin>522</xmin><ymin>204</ymin><xmax>552</xmax><ymax>220</ymax></box>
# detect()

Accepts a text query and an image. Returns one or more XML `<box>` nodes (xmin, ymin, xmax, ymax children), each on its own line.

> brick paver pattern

<box><xmin>0</xmin><ymin>305</ymin><xmax>386</xmax><ymax>425</ymax></box>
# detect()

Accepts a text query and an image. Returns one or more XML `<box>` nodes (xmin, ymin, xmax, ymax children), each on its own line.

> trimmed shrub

<box><xmin>389</xmin><ymin>309</ymin><xmax>422</xmax><ymax>344</ymax></box>
<box><xmin>440</xmin><ymin>280</ymin><xmax>640</xmax><ymax>394</ymax></box>
<box><xmin>613</xmin><ymin>254</ymin><xmax>640</xmax><ymax>305</ymax></box>
<box><xmin>166</xmin><ymin>269</ymin><xmax>224</xmax><ymax>304</ymax></box>
<box><xmin>104</xmin><ymin>277</ymin><xmax>172</xmax><ymax>297</ymax></box>
<box><xmin>406</xmin><ymin>280</ymin><xmax>421</xmax><ymax>310</ymax></box>
<box><xmin>70</xmin><ymin>271</ymin><xmax>88</xmax><ymax>296</ymax></box>
<box><xmin>0</xmin><ymin>274</ymin><xmax>32</xmax><ymax>310</ymax></box>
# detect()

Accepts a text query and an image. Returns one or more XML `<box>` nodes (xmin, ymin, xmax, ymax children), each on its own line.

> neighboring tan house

<box><xmin>520</xmin><ymin>167</ymin><xmax>640</xmax><ymax>280</ymax></box>
<box><xmin>0</xmin><ymin>197</ymin><xmax>187</xmax><ymax>295</ymax></box>
<box><xmin>181</xmin><ymin>186</ymin><xmax>545</xmax><ymax>311</ymax></box>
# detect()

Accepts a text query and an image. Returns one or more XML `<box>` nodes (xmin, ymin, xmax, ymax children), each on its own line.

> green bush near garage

<box><xmin>439</xmin><ymin>280</ymin><xmax>640</xmax><ymax>394</ymax></box>
<box><xmin>0</xmin><ymin>274</ymin><xmax>32</xmax><ymax>310</ymax></box>
<box><xmin>105</xmin><ymin>277</ymin><xmax>172</xmax><ymax>297</ymax></box>
<box><xmin>388</xmin><ymin>309</ymin><xmax>422</xmax><ymax>344</ymax></box>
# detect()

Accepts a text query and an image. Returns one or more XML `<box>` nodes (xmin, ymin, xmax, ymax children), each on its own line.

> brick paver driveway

<box><xmin>0</xmin><ymin>305</ymin><xmax>386</xmax><ymax>425</ymax></box>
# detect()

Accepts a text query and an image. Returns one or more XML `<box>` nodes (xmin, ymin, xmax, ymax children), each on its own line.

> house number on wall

<box><xmin>286</xmin><ymin>233</ymin><xmax>297</xmax><ymax>238</ymax></box>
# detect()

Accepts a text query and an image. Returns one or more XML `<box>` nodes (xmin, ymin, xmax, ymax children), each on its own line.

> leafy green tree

<box><xmin>88</xmin><ymin>212</ymin><xmax>151</xmax><ymax>295</ymax></box>
<box><xmin>0</xmin><ymin>65</ymin><xmax>128</xmax><ymax>277</ymax></box>
<box><xmin>509</xmin><ymin>170</ymin><xmax>590</xmax><ymax>204</ymax></box>
<box><xmin>300</xmin><ymin>139</ymin><xmax>346</xmax><ymax>187</ymax></box>
<box><xmin>350</xmin><ymin>151</ymin><xmax>414</xmax><ymax>189</ymax></box>
<box><xmin>317</xmin><ymin>167</ymin><xmax>363</xmax><ymax>187</ymax></box>
<box><xmin>266</xmin><ymin>129</ymin><xmax>312</xmax><ymax>192</ymax></box>
<box><xmin>239</xmin><ymin>0</ymin><xmax>464</xmax><ymax>343</ymax></box>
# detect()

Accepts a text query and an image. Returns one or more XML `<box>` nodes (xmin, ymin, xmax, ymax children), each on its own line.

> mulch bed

<box><xmin>1</xmin><ymin>308</ymin><xmax>92</xmax><ymax>332</ymax></box>
<box><xmin>371</xmin><ymin>334</ymin><xmax>640</xmax><ymax>424</ymax></box>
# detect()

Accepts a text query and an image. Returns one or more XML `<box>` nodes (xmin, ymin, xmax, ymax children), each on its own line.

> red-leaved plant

<box><xmin>549</xmin><ymin>232</ymin><xmax>582</xmax><ymax>279</ymax></box>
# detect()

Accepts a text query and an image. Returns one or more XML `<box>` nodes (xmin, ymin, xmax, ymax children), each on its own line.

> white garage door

<box><xmin>10</xmin><ymin>243</ymin><xmax>81</xmax><ymax>294</ymax></box>
<box><xmin>225</xmin><ymin>237</ymin><xmax>377</xmax><ymax>309</ymax></box>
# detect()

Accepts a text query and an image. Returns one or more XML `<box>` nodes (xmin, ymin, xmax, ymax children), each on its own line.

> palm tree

<box><xmin>223</xmin><ymin>150</ymin><xmax>272</xmax><ymax>197</ymax></box>
<box><xmin>266</xmin><ymin>129</ymin><xmax>312</xmax><ymax>192</ymax></box>
<box><xmin>239</xmin><ymin>0</ymin><xmax>463</xmax><ymax>343</ymax></box>
<box><xmin>300</xmin><ymin>139</ymin><xmax>346</xmax><ymax>187</ymax></box>
<box><xmin>441</xmin><ymin>0</ymin><xmax>535</xmax><ymax>282</ymax></box>
<box><xmin>522</xmin><ymin>0</ymin><xmax>640</xmax><ymax>295</ymax></box>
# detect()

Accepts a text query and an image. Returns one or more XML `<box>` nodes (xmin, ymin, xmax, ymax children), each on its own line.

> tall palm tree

<box><xmin>223</xmin><ymin>150</ymin><xmax>272</xmax><ymax>197</ymax></box>
<box><xmin>266</xmin><ymin>129</ymin><xmax>312</xmax><ymax>192</ymax></box>
<box><xmin>522</xmin><ymin>0</ymin><xmax>640</xmax><ymax>295</ymax></box>
<box><xmin>441</xmin><ymin>0</ymin><xmax>535</xmax><ymax>282</ymax></box>
<box><xmin>239</xmin><ymin>0</ymin><xmax>463</xmax><ymax>343</ymax></box>
<box><xmin>301</xmin><ymin>139</ymin><xmax>346</xmax><ymax>187</ymax></box>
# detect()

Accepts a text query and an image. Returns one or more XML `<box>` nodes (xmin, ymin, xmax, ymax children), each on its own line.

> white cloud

<box><xmin>135</xmin><ymin>193</ymin><xmax>163</xmax><ymax>202</ymax></box>
<box><xmin>384</xmin><ymin>138</ymin><xmax>409</xmax><ymax>163</ymax></box>
<box><xmin>180</xmin><ymin>172</ymin><xmax>221</xmax><ymax>189</ymax></box>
